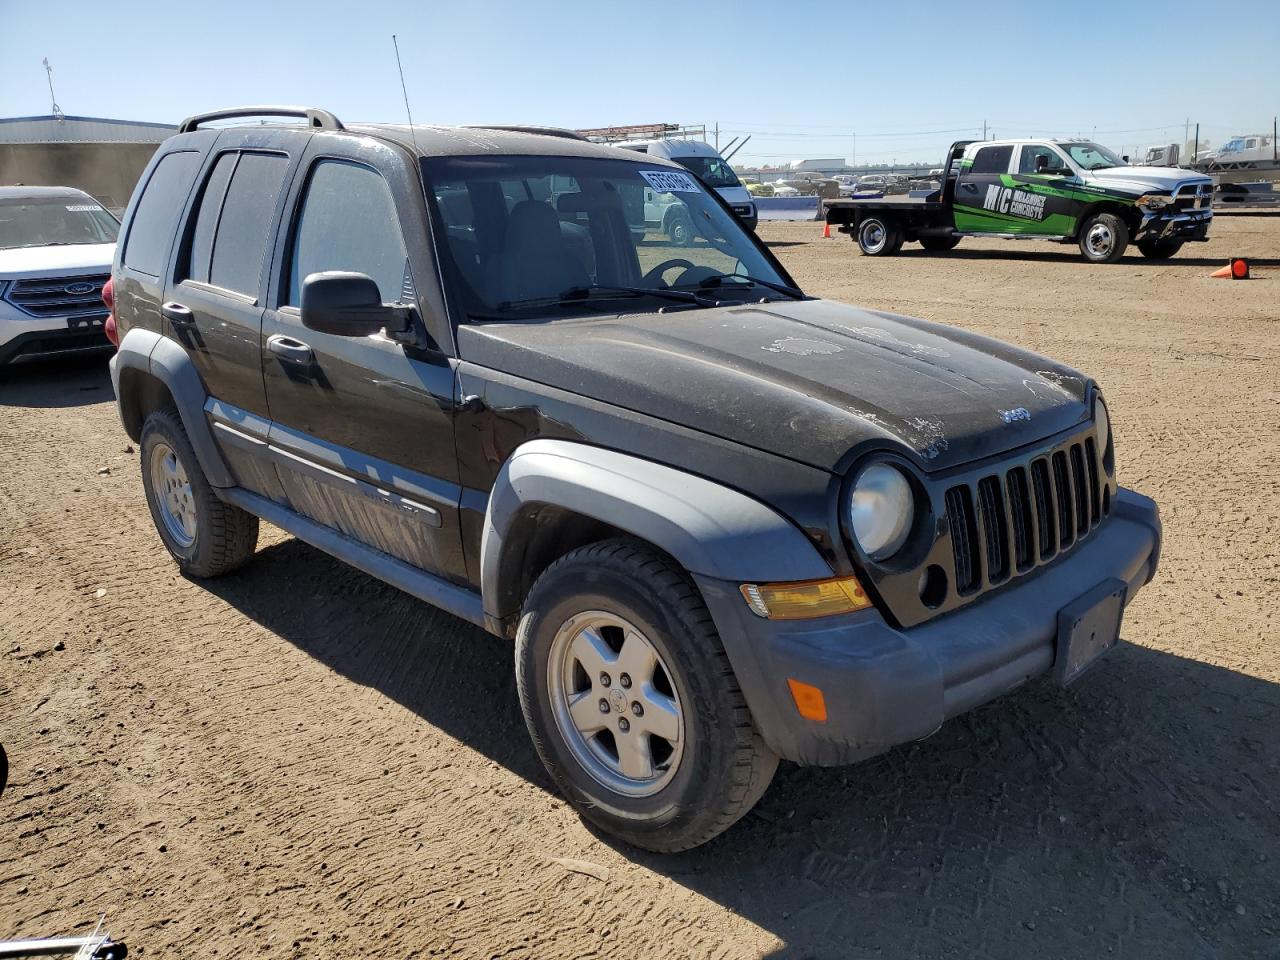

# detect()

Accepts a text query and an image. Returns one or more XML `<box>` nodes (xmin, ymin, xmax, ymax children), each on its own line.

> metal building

<box><xmin>0</xmin><ymin>115</ymin><xmax>175</xmax><ymax>214</ymax></box>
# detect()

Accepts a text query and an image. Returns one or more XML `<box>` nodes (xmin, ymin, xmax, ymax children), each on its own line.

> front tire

<box><xmin>1078</xmin><ymin>212</ymin><xmax>1129</xmax><ymax>263</ymax></box>
<box><xmin>1137</xmin><ymin>239</ymin><xmax>1184</xmax><ymax>260</ymax></box>
<box><xmin>857</xmin><ymin>215</ymin><xmax>902</xmax><ymax>256</ymax></box>
<box><xmin>515</xmin><ymin>539</ymin><xmax>778</xmax><ymax>852</ymax></box>
<box><xmin>140</xmin><ymin>407</ymin><xmax>258</xmax><ymax>577</ymax></box>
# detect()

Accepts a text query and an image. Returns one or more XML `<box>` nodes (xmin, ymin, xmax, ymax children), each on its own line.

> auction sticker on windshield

<box><xmin>639</xmin><ymin>170</ymin><xmax>702</xmax><ymax>194</ymax></box>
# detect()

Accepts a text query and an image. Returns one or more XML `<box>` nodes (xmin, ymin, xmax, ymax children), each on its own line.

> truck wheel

<box><xmin>1078</xmin><ymin>212</ymin><xmax>1129</xmax><ymax>263</ymax></box>
<box><xmin>857</xmin><ymin>215</ymin><xmax>901</xmax><ymax>256</ymax></box>
<box><xmin>515</xmin><ymin>539</ymin><xmax>778</xmax><ymax>852</ymax></box>
<box><xmin>1137</xmin><ymin>239</ymin><xmax>1184</xmax><ymax>260</ymax></box>
<box><xmin>140</xmin><ymin>407</ymin><xmax>258</xmax><ymax>577</ymax></box>
<box><xmin>666</xmin><ymin>212</ymin><xmax>693</xmax><ymax>245</ymax></box>
<box><xmin>920</xmin><ymin>236</ymin><xmax>960</xmax><ymax>252</ymax></box>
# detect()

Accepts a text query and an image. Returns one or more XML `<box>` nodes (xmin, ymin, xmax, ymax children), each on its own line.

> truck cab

<box><xmin>826</xmin><ymin>138</ymin><xmax>1214</xmax><ymax>263</ymax></box>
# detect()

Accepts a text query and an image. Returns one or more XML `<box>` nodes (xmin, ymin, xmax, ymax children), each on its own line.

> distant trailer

<box><xmin>1198</xmin><ymin>160</ymin><xmax>1280</xmax><ymax>185</ymax></box>
<box><xmin>1213</xmin><ymin>182</ymin><xmax>1279</xmax><ymax>209</ymax></box>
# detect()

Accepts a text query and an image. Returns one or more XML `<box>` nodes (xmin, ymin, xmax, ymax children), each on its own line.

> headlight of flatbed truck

<box><xmin>849</xmin><ymin>462</ymin><xmax>914</xmax><ymax>561</ymax></box>
<box><xmin>1136</xmin><ymin>194</ymin><xmax>1173</xmax><ymax>211</ymax></box>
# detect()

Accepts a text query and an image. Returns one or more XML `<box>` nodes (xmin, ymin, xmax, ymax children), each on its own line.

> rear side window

<box><xmin>286</xmin><ymin>160</ymin><xmax>410</xmax><ymax>307</ymax></box>
<box><xmin>970</xmin><ymin>145</ymin><xmax>1014</xmax><ymax>175</ymax></box>
<box><xmin>123</xmin><ymin>151</ymin><xmax>200</xmax><ymax>276</ymax></box>
<box><xmin>185</xmin><ymin>153</ymin><xmax>237</xmax><ymax>284</ymax></box>
<box><xmin>207</xmin><ymin>153</ymin><xmax>289</xmax><ymax>297</ymax></box>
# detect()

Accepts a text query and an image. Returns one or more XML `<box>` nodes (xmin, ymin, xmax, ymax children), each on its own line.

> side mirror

<box><xmin>1122</xmin><ymin>155</ymin><xmax>1130</xmax><ymax>164</ymax></box>
<box><xmin>300</xmin><ymin>271</ymin><xmax>409</xmax><ymax>337</ymax></box>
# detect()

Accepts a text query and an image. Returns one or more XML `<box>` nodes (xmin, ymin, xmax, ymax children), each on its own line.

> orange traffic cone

<box><xmin>1210</xmin><ymin>258</ymin><xmax>1250</xmax><ymax>279</ymax></box>
<box><xmin>822</xmin><ymin>221</ymin><xmax>832</xmax><ymax>239</ymax></box>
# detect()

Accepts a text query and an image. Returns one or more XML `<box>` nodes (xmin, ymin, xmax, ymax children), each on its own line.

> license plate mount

<box><xmin>1054</xmin><ymin>578</ymin><xmax>1126</xmax><ymax>686</ymax></box>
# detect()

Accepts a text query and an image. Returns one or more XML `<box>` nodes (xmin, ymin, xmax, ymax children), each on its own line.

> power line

<box><xmin>720</xmin><ymin>126</ymin><xmax>978</xmax><ymax>140</ymax></box>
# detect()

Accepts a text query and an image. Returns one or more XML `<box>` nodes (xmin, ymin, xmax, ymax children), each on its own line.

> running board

<box><xmin>953</xmin><ymin>232</ymin><xmax>1070</xmax><ymax>241</ymax></box>
<box><xmin>218</xmin><ymin>486</ymin><xmax>488</xmax><ymax>631</ymax></box>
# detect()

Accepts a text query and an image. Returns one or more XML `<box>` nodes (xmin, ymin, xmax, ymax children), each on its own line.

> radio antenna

<box><xmin>391</xmin><ymin>35</ymin><xmax>420</xmax><ymax>153</ymax></box>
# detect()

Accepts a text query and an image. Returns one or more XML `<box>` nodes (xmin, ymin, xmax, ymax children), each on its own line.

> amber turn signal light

<box><xmin>787</xmin><ymin>678</ymin><xmax>828</xmax><ymax>723</ymax></box>
<box><xmin>739</xmin><ymin>577</ymin><xmax>871</xmax><ymax>620</ymax></box>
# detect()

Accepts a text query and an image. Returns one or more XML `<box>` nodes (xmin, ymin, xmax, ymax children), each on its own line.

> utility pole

<box><xmin>42</xmin><ymin>57</ymin><xmax>63</xmax><ymax>120</ymax></box>
<box><xmin>982</xmin><ymin>119</ymin><xmax>987</xmax><ymax>140</ymax></box>
<box><xmin>1184</xmin><ymin>117</ymin><xmax>1190</xmax><ymax>151</ymax></box>
<box><xmin>714</xmin><ymin>123</ymin><xmax>719</xmax><ymax>151</ymax></box>
<box><xmin>1194</xmin><ymin>122</ymin><xmax>1200</xmax><ymax>160</ymax></box>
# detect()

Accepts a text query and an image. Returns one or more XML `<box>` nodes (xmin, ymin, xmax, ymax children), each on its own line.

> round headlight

<box><xmin>1095</xmin><ymin>395</ymin><xmax>1111</xmax><ymax>455</ymax></box>
<box><xmin>849</xmin><ymin>463</ymin><xmax>914</xmax><ymax>561</ymax></box>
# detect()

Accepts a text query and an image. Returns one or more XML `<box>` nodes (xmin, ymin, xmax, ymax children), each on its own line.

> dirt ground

<box><xmin>2</xmin><ymin>216</ymin><xmax>1278</xmax><ymax>959</ymax></box>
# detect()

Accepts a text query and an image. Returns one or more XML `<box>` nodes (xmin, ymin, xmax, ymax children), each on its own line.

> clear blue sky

<box><xmin>2</xmin><ymin>0</ymin><xmax>1276</xmax><ymax>168</ymax></box>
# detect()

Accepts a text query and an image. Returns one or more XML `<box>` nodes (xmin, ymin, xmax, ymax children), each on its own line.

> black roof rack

<box><xmin>464</xmin><ymin>125</ymin><xmax>587</xmax><ymax>141</ymax></box>
<box><xmin>178</xmin><ymin>106</ymin><xmax>343</xmax><ymax>134</ymax></box>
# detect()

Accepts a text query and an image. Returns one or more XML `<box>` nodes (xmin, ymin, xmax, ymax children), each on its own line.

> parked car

<box><xmin>832</xmin><ymin>175</ymin><xmax>860</xmax><ymax>197</ymax></box>
<box><xmin>0</xmin><ymin>186</ymin><xmax>118</xmax><ymax>367</ymax></box>
<box><xmin>110</xmin><ymin>106</ymin><xmax>1162</xmax><ymax>852</ymax></box>
<box><xmin>770</xmin><ymin>173</ymin><xmax>839</xmax><ymax>199</ymax></box>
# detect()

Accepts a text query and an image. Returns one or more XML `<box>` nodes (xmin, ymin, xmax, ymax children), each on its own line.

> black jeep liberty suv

<box><xmin>109</xmin><ymin>106</ymin><xmax>1162</xmax><ymax>851</ymax></box>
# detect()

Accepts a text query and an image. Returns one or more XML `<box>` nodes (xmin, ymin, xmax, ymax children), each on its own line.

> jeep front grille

<box><xmin>945</xmin><ymin>436</ymin><xmax>1103</xmax><ymax>597</ymax></box>
<box><xmin>3</xmin><ymin>273</ymin><xmax>110</xmax><ymax>319</ymax></box>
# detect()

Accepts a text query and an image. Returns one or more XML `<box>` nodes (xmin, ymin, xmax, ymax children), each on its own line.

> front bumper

<box><xmin>696</xmin><ymin>487</ymin><xmax>1161</xmax><ymax>766</ymax></box>
<box><xmin>1135</xmin><ymin>209</ymin><xmax>1212</xmax><ymax>243</ymax></box>
<box><xmin>0</xmin><ymin>319</ymin><xmax>113</xmax><ymax>367</ymax></box>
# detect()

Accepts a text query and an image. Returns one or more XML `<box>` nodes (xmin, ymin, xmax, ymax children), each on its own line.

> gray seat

<box><xmin>494</xmin><ymin>200</ymin><xmax>589</xmax><ymax>303</ymax></box>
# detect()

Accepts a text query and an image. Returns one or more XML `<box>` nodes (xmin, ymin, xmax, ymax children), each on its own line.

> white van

<box><xmin>615</xmin><ymin>139</ymin><xmax>757</xmax><ymax>231</ymax></box>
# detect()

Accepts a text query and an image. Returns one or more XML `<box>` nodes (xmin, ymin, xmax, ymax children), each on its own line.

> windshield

<box><xmin>1063</xmin><ymin>142</ymin><xmax>1125</xmax><ymax>170</ymax></box>
<box><xmin>0</xmin><ymin>195</ymin><xmax>119</xmax><ymax>250</ymax></box>
<box><xmin>423</xmin><ymin>155</ymin><xmax>791</xmax><ymax>322</ymax></box>
<box><xmin>671</xmin><ymin>155</ymin><xmax>742</xmax><ymax>189</ymax></box>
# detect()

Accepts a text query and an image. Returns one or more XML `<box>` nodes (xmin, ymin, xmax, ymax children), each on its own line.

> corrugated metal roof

<box><xmin>0</xmin><ymin>115</ymin><xmax>174</xmax><ymax>144</ymax></box>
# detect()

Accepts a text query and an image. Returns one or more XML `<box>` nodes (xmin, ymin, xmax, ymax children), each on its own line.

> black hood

<box><xmin>457</xmin><ymin>299</ymin><xmax>1093</xmax><ymax>473</ymax></box>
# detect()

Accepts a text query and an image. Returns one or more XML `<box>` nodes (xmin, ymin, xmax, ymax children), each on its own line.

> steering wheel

<box><xmin>642</xmin><ymin>258</ymin><xmax>695</xmax><ymax>286</ymax></box>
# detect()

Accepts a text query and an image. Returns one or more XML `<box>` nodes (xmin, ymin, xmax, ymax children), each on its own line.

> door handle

<box><xmin>960</xmin><ymin>182</ymin><xmax>979</xmax><ymax>193</ymax></box>
<box><xmin>267</xmin><ymin>334</ymin><xmax>315</xmax><ymax>364</ymax></box>
<box><xmin>161</xmin><ymin>301</ymin><xmax>194</xmax><ymax>324</ymax></box>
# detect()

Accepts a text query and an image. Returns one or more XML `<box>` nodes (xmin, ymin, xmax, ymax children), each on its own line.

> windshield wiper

<box><xmin>497</xmin><ymin>283</ymin><xmax>717</xmax><ymax>311</ymax></box>
<box><xmin>693</xmin><ymin>273</ymin><xmax>806</xmax><ymax>300</ymax></box>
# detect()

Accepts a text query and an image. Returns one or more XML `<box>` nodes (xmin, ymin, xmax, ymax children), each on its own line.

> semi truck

<box><xmin>824</xmin><ymin>138</ymin><xmax>1214</xmax><ymax>263</ymax></box>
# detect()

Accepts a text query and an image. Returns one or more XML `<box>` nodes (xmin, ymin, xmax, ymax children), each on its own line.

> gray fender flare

<box><xmin>111</xmin><ymin>327</ymin><xmax>235</xmax><ymax>487</ymax></box>
<box><xmin>480</xmin><ymin>438</ymin><xmax>832</xmax><ymax>626</ymax></box>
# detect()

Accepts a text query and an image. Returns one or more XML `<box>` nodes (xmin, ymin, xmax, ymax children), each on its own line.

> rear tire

<box><xmin>140</xmin><ymin>407</ymin><xmax>258</xmax><ymax>578</ymax></box>
<box><xmin>920</xmin><ymin>235</ymin><xmax>961</xmax><ymax>252</ymax></box>
<box><xmin>857</xmin><ymin>215</ymin><xmax>901</xmax><ymax>256</ymax></box>
<box><xmin>1078</xmin><ymin>212</ymin><xmax>1129</xmax><ymax>263</ymax></box>
<box><xmin>1137</xmin><ymin>239</ymin><xmax>1184</xmax><ymax>260</ymax></box>
<box><xmin>515</xmin><ymin>538</ymin><xmax>778</xmax><ymax>852</ymax></box>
